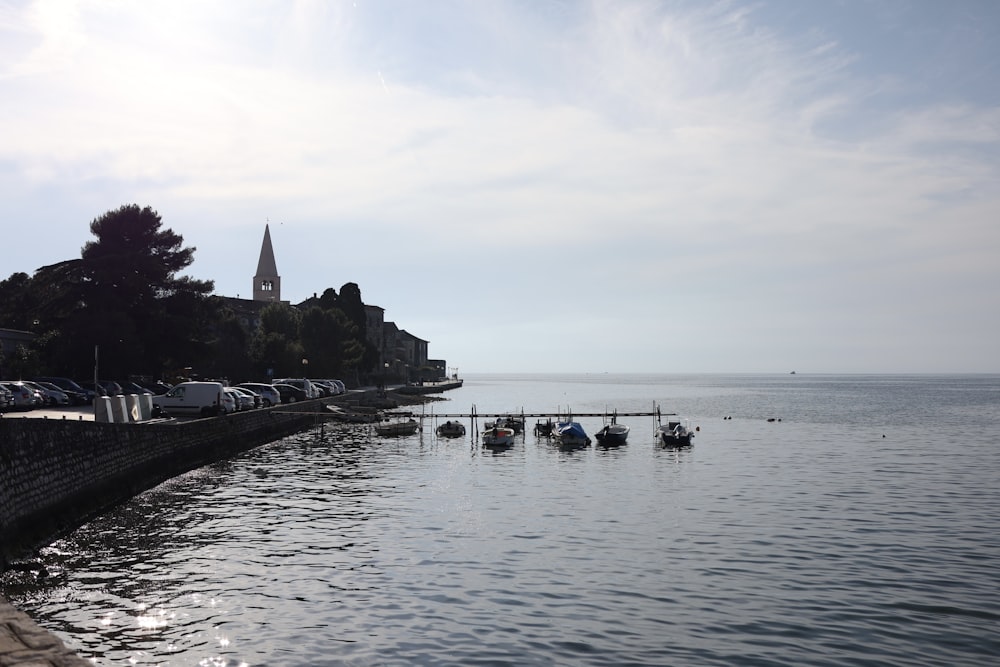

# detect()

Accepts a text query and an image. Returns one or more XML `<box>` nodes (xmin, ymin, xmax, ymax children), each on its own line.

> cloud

<box><xmin>1</xmin><ymin>0</ymin><xmax>998</xmax><ymax>372</ymax></box>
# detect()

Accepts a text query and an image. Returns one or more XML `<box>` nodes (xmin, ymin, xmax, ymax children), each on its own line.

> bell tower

<box><xmin>253</xmin><ymin>224</ymin><xmax>281</xmax><ymax>302</ymax></box>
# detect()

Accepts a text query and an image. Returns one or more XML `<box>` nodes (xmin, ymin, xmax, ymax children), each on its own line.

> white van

<box><xmin>152</xmin><ymin>381</ymin><xmax>226</xmax><ymax>417</ymax></box>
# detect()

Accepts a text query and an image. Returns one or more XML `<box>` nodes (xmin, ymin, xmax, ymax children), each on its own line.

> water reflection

<box><xmin>4</xmin><ymin>376</ymin><xmax>999</xmax><ymax>666</ymax></box>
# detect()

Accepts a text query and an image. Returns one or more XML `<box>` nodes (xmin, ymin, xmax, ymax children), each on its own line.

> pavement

<box><xmin>0</xmin><ymin>404</ymin><xmax>95</xmax><ymax>421</ymax></box>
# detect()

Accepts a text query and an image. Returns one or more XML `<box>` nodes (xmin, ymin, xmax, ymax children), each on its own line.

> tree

<box><xmin>24</xmin><ymin>205</ymin><xmax>215</xmax><ymax>379</ymax></box>
<box><xmin>250</xmin><ymin>303</ymin><xmax>303</xmax><ymax>378</ymax></box>
<box><xmin>0</xmin><ymin>272</ymin><xmax>37</xmax><ymax>330</ymax></box>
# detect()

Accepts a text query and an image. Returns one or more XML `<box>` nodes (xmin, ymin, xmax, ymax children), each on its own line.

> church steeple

<box><xmin>253</xmin><ymin>224</ymin><xmax>281</xmax><ymax>302</ymax></box>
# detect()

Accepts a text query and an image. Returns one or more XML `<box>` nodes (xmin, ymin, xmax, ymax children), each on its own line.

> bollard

<box><xmin>94</xmin><ymin>397</ymin><xmax>114</xmax><ymax>422</ymax></box>
<box><xmin>125</xmin><ymin>394</ymin><xmax>141</xmax><ymax>422</ymax></box>
<box><xmin>138</xmin><ymin>393</ymin><xmax>153</xmax><ymax>421</ymax></box>
<box><xmin>110</xmin><ymin>396</ymin><xmax>128</xmax><ymax>423</ymax></box>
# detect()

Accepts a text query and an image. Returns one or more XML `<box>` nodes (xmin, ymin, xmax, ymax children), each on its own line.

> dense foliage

<box><xmin>0</xmin><ymin>204</ymin><xmax>370</xmax><ymax>384</ymax></box>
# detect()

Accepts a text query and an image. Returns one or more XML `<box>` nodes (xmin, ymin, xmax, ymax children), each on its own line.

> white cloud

<box><xmin>1</xmin><ymin>0</ymin><xmax>998</xmax><ymax>372</ymax></box>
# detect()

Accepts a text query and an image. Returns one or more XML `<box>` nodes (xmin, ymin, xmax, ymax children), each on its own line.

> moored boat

<box><xmin>482</xmin><ymin>425</ymin><xmax>515</xmax><ymax>447</ymax></box>
<box><xmin>655</xmin><ymin>413</ymin><xmax>694</xmax><ymax>447</ymax></box>
<box><xmin>436</xmin><ymin>420</ymin><xmax>466</xmax><ymax>437</ymax></box>
<box><xmin>595</xmin><ymin>422</ymin><xmax>629</xmax><ymax>446</ymax></box>
<box><xmin>553</xmin><ymin>421</ymin><xmax>590</xmax><ymax>448</ymax></box>
<box><xmin>374</xmin><ymin>418</ymin><xmax>420</xmax><ymax>436</ymax></box>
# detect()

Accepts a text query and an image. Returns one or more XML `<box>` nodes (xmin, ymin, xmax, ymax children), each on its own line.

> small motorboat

<box><xmin>436</xmin><ymin>420</ymin><xmax>466</xmax><ymax>438</ymax></box>
<box><xmin>655</xmin><ymin>413</ymin><xmax>694</xmax><ymax>447</ymax></box>
<box><xmin>594</xmin><ymin>421</ymin><xmax>630</xmax><ymax>446</ymax></box>
<box><xmin>374</xmin><ymin>418</ymin><xmax>419</xmax><ymax>436</ymax></box>
<box><xmin>553</xmin><ymin>421</ymin><xmax>590</xmax><ymax>448</ymax></box>
<box><xmin>482</xmin><ymin>425</ymin><xmax>515</xmax><ymax>447</ymax></box>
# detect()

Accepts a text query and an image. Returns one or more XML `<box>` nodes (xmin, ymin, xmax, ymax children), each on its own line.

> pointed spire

<box><xmin>255</xmin><ymin>224</ymin><xmax>278</xmax><ymax>277</ymax></box>
<box><xmin>253</xmin><ymin>224</ymin><xmax>281</xmax><ymax>302</ymax></box>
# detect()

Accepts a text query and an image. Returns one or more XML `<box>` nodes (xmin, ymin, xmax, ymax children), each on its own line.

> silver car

<box><xmin>3</xmin><ymin>381</ymin><xmax>43</xmax><ymax>409</ymax></box>
<box><xmin>23</xmin><ymin>380</ymin><xmax>70</xmax><ymax>406</ymax></box>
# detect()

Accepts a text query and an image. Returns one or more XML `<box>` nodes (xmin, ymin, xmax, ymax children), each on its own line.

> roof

<box><xmin>254</xmin><ymin>224</ymin><xmax>279</xmax><ymax>277</ymax></box>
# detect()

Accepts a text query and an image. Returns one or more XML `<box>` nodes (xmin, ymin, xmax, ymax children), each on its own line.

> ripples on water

<box><xmin>4</xmin><ymin>374</ymin><xmax>1000</xmax><ymax>666</ymax></box>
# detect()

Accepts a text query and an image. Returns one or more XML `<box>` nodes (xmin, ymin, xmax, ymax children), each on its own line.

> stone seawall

<box><xmin>0</xmin><ymin>400</ymin><xmax>332</xmax><ymax>567</ymax></box>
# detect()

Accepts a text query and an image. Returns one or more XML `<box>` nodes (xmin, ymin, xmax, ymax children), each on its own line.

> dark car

<box><xmin>98</xmin><ymin>380</ymin><xmax>124</xmax><ymax>396</ymax></box>
<box><xmin>273</xmin><ymin>382</ymin><xmax>307</xmax><ymax>403</ymax></box>
<box><xmin>33</xmin><ymin>376</ymin><xmax>96</xmax><ymax>403</ymax></box>
<box><xmin>34</xmin><ymin>380</ymin><xmax>88</xmax><ymax>405</ymax></box>
<box><xmin>118</xmin><ymin>381</ymin><xmax>154</xmax><ymax>395</ymax></box>
<box><xmin>136</xmin><ymin>379</ymin><xmax>173</xmax><ymax>395</ymax></box>
<box><xmin>76</xmin><ymin>380</ymin><xmax>109</xmax><ymax>398</ymax></box>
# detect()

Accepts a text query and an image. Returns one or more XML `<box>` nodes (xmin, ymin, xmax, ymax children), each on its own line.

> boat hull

<box><xmin>483</xmin><ymin>427</ymin><xmax>515</xmax><ymax>447</ymax></box>
<box><xmin>436</xmin><ymin>421</ymin><xmax>466</xmax><ymax>438</ymax></box>
<box><xmin>656</xmin><ymin>426</ymin><xmax>693</xmax><ymax>447</ymax></box>
<box><xmin>375</xmin><ymin>419</ymin><xmax>419</xmax><ymax>436</ymax></box>
<box><xmin>595</xmin><ymin>424</ymin><xmax>629</xmax><ymax>446</ymax></box>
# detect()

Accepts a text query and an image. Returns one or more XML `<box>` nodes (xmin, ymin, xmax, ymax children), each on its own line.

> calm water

<box><xmin>4</xmin><ymin>374</ymin><xmax>1000</xmax><ymax>666</ymax></box>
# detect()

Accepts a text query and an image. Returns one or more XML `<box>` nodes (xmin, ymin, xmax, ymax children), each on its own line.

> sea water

<box><xmin>3</xmin><ymin>374</ymin><xmax>999</xmax><ymax>666</ymax></box>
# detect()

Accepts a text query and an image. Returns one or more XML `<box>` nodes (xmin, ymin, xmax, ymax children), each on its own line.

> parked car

<box><xmin>98</xmin><ymin>380</ymin><xmax>124</xmax><ymax>396</ymax></box>
<box><xmin>273</xmin><ymin>382</ymin><xmax>307</xmax><ymax>403</ymax></box>
<box><xmin>274</xmin><ymin>378</ymin><xmax>319</xmax><ymax>399</ymax></box>
<box><xmin>118</xmin><ymin>381</ymin><xmax>154</xmax><ymax>395</ymax></box>
<box><xmin>0</xmin><ymin>384</ymin><xmax>13</xmax><ymax>411</ymax></box>
<box><xmin>152</xmin><ymin>381</ymin><xmax>227</xmax><ymax>418</ymax></box>
<box><xmin>310</xmin><ymin>379</ymin><xmax>343</xmax><ymax>396</ymax></box>
<box><xmin>76</xmin><ymin>380</ymin><xmax>109</xmax><ymax>398</ymax></box>
<box><xmin>225</xmin><ymin>387</ymin><xmax>251</xmax><ymax>411</ymax></box>
<box><xmin>136</xmin><ymin>379</ymin><xmax>173</xmax><ymax>395</ymax></box>
<box><xmin>23</xmin><ymin>380</ymin><xmax>69</xmax><ymax>406</ymax></box>
<box><xmin>221</xmin><ymin>389</ymin><xmax>239</xmax><ymax>414</ymax></box>
<box><xmin>230</xmin><ymin>386</ymin><xmax>261</xmax><ymax>409</ymax></box>
<box><xmin>35</xmin><ymin>380</ymin><xmax>88</xmax><ymax>405</ymax></box>
<box><xmin>34</xmin><ymin>376</ymin><xmax>96</xmax><ymax>402</ymax></box>
<box><xmin>2</xmin><ymin>381</ymin><xmax>42</xmax><ymax>410</ymax></box>
<box><xmin>237</xmin><ymin>383</ymin><xmax>280</xmax><ymax>407</ymax></box>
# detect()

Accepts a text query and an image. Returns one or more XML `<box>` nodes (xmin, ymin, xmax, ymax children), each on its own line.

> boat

<box><xmin>499</xmin><ymin>414</ymin><xmax>525</xmax><ymax>434</ymax></box>
<box><xmin>374</xmin><ymin>418</ymin><xmax>419</xmax><ymax>436</ymax></box>
<box><xmin>594</xmin><ymin>415</ymin><xmax>629</xmax><ymax>446</ymax></box>
<box><xmin>655</xmin><ymin>413</ymin><xmax>694</xmax><ymax>447</ymax></box>
<box><xmin>533</xmin><ymin>418</ymin><xmax>555</xmax><ymax>437</ymax></box>
<box><xmin>436</xmin><ymin>420</ymin><xmax>466</xmax><ymax>438</ymax></box>
<box><xmin>553</xmin><ymin>421</ymin><xmax>590</xmax><ymax>448</ymax></box>
<box><xmin>482</xmin><ymin>425</ymin><xmax>515</xmax><ymax>447</ymax></box>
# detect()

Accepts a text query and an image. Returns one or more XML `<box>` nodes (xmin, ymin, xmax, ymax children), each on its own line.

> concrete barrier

<box><xmin>109</xmin><ymin>396</ymin><xmax>127</xmax><ymax>423</ymax></box>
<box><xmin>93</xmin><ymin>397</ymin><xmax>113</xmax><ymax>423</ymax></box>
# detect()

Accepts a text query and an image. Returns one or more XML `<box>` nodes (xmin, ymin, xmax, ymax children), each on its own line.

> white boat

<box><xmin>655</xmin><ymin>413</ymin><xmax>694</xmax><ymax>447</ymax></box>
<box><xmin>482</xmin><ymin>425</ymin><xmax>515</xmax><ymax>447</ymax></box>
<box><xmin>374</xmin><ymin>418</ymin><xmax>419</xmax><ymax>436</ymax></box>
<box><xmin>553</xmin><ymin>421</ymin><xmax>590</xmax><ymax>448</ymax></box>
<box><xmin>436</xmin><ymin>420</ymin><xmax>466</xmax><ymax>437</ymax></box>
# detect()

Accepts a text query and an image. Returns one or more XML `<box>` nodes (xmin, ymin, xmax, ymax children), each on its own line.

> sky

<box><xmin>1</xmin><ymin>0</ymin><xmax>998</xmax><ymax>374</ymax></box>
